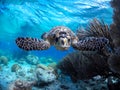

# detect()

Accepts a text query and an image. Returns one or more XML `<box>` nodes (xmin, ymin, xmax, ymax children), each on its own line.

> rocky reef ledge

<box><xmin>0</xmin><ymin>54</ymin><xmax>109</xmax><ymax>90</ymax></box>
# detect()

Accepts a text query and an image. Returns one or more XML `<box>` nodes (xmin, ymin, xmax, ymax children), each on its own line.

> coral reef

<box><xmin>57</xmin><ymin>51</ymin><xmax>110</xmax><ymax>82</ymax></box>
<box><xmin>35</xmin><ymin>64</ymin><xmax>57</xmax><ymax>85</ymax></box>
<box><xmin>57</xmin><ymin>17</ymin><xmax>120</xmax><ymax>89</ymax></box>
<box><xmin>48</xmin><ymin>62</ymin><xmax>57</xmax><ymax>69</ymax></box>
<box><xmin>77</xmin><ymin>19</ymin><xmax>109</xmax><ymax>37</ymax></box>
<box><xmin>77</xmin><ymin>19</ymin><xmax>114</xmax><ymax>49</ymax></box>
<box><xmin>39</xmin><ymin>57</ymin><xmax>54</xmax><ymax>65</ymax></box>
<box><xmin>57</xmin><ymin>1</ymin><xmax>120</xmax><ymax>87</ymax></box>
<box><xmin>107</xmin><ymin>1</ymin><xmax>120</xmax><ymax>89</ymax></box>
<box><xmin>110</xmin><ymin>0</ymin><xmax>120</xmax><ymax>47</ymax></box>
<box><xmin>0</xmin><ymin>65</ymin><xmax>2</xmax><ymax>71</ymax></box>
<box><xmin>107</xmin><ymin>76</ymin><xmax>120</xmax><ymax>90</ymax></box>
<box><xmin>109</xmin><ymin>57</ymin><xmax>120</xmax><ymax>74</ymax></box>
<box><xmin>16</xmin><ymin>58</ymin><xmax>25</xmax><ymax>64</ymax></box>
<box><xmin>0</xmin><ymin>56</ymin><xmax>8</xmax><ymax>65</ymax></box>
<box><xmin>33</xmin><ymin>75</ymin><xmax>108</xmax><ymax>90</ymax></box>
<box><xmin>9</xmin><ymin>79</ymin><xmax>35</xmax><ymax>90</ymax></box>
<box><xmin>16</xmin><ymin>69</ymin><xmax>26</xmax><ymax>77</ymax></box>
<box><xmin>108</xmin><ymin>53</ymin><xmax>120</xmax><ymax>74</ymax></box>
<box><xmin>76</xmin><ymin>18</ymin><xmax>114</xmax><ymax>56</ymax></box>
<box><xmin>1</xmin><ymin>0</ymin><xmax>120</xmax><ymax>89</ymax></box>
<box><xmin>26</xmin><ymin>55</ymin><xmax>39</xmax><ymax>65</ymax></box>
<box><xmin>11</xmin><ymin>64</ymin><xmax>21</xmax><ymax>72</ymax></box>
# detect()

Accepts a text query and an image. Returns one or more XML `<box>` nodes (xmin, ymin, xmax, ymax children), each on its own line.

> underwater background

<box><xmin>0</xmin><ymin>0</ymin><xmax>113</xmax><ymax>61</ymax></box>
<box><xmin>1</xmin><ymin>0</ymin><xmax>120</xmax><ymax>90</ymax></box>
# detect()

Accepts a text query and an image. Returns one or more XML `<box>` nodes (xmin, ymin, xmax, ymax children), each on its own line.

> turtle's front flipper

<box><xmin>16</xmin><ymin>37</ymin><xmax>50</xmax><ymax>51</ymax></box>
<box><xmin>72</xmin><ymin>37</ymin><xmax>109</xmax><ymax>51</ymax></box>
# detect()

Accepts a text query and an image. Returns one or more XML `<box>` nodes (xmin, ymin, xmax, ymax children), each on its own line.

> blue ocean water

<box><xmin>0</xmin><ymin>0</ymin><xmax>113</xmax><ymax>61</ymax></box>
<box><xmin>0</xmin><ymin>0</ymin><xmax>116</xmax><ymax>89</ymax></box>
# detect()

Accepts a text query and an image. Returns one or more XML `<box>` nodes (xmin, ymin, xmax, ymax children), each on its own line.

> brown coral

<box><xmin>77</xmin><ymin>18</ymin><xmax>114</xmax><ymax>49</ymax></box>
<box><xmin>57</xmin><ymin>51</ymin><xmax>110</xmax><ymax>82</ymax></box>
<box><xmin>86</xmin><ymin>19</ymin><xmax>111</xmax><ymax>39</ymax></box>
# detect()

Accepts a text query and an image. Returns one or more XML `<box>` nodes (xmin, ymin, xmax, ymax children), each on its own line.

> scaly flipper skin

<box><xmin>72</xmin><ymin>37</ymin><xmax>109</xmax><ymax>51</ymax></box>
<box><xmin>16</xmin><ymin>37</ymin><xmax>50</xmax><ymax>51</ymax></box>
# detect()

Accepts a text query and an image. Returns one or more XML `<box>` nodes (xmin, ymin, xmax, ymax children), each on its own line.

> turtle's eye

<box><xmin>68</xmin><ymin>39</ymin><xmax>71</xmax><ymax>42</ymax></box>
<box><xmin>55</xmin><ymin>37</ymin><xmax>58</xmax><ymax>42</ymax></box>
<box><xmin>51</xmin><ymin>34</ymin><xmax>56</xmax><ymax>38</ymax></box>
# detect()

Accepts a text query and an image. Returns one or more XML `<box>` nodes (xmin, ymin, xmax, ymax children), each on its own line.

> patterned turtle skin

<box><xmin>16</xmin><ymin>26</ymin><xmax>109</xmax><ymax>51</ymax></box>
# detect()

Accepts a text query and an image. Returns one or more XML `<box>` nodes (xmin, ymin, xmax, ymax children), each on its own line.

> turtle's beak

<box><xmin>55</xmin><ymin>37</ymin><xmax>71</xmax><ymax>50</ymax></box>
<box><xmin>61</xmin><ymin>38</ymin><xmax>67</xmax><ymax>45</ymax></box>
<box><xmin>60</xmin><ymin>38</ymin><xmax>67</xmax><ymax>46</ymax></box>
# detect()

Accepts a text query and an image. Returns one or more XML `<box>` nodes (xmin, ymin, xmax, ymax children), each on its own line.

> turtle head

<box><xmin>55</xmin><ymin>36</ymin><xmax>71</xmax><ymax>50</ymax></box>
<box><xmin>52</xmin><ymin>26</ymin><xmax>72</xmax><ymax>50</ymax></box>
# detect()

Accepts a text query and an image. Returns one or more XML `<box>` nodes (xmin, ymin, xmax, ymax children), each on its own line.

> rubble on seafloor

<box><xmin>14</xmin><ymin>54</ymin><xmax>55</xmax><ymax>66</ymax></box>
<box><xmin>0</xmin><ymin>54</ymin><xmax>57</xmax><ymax>90</ymax></box>
<box><xmin>0</xmin><ymin>54</ymin><xmax>110</xmax><ymax>90</ymax></box>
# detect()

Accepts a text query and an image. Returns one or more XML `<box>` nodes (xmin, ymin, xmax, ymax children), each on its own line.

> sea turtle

<box><xmin>16</xmin><ymin>26</ymin><xmax>109</xmax><ymax>51</ymax></box>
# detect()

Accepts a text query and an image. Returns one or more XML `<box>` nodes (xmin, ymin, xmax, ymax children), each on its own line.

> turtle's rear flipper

<box><xmin>72</xmin><ymin>37</ymin><xmax>109</xmax><ymax>51</ymax></box>
<box><xmin>16</xmin><ymin>37</ymin><xmax>50</xmax><ymax>51</ymax></box>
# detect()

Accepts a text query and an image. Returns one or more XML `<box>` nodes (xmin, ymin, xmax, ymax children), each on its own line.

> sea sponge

<box><xmin>0</xmin><ymin>56</ymin><xmax>8</xmax><ymax>65</ymax></box>
<box><xmin>11</xmin><ymin>64</ymin><xmax>21</xmax><ymax>72</ymax></box>
<box><xmin>57</xmin><ymin>51</ymin><xmax>110</xmax><ymax>82</ymax></box>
